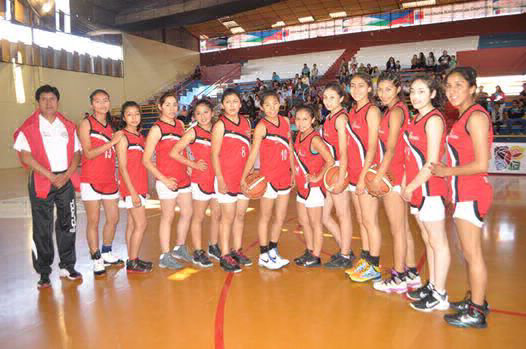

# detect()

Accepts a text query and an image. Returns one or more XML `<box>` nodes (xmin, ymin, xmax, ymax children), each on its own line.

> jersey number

<box><xmin>104</xmin><ymin>149</ymin><xmax>112</xmax><ymax>159</ymax></box>
<box><xmin>281</xmin><ymin>149</ymin><xmax>288</xmax><ymax>161</ymax></box>
<box><xmin>241</xmin><ymin>147</ymin><xmax>246</xmax><ymax>158</ymax></box>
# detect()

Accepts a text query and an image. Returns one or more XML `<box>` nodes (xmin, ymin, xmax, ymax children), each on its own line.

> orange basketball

<box><xmin>244</xmin><ymin>171</ymin><xmax>267</xmax><ymax>199</ymax></box>
<box><xmin>323</xmin><ymin>165</ymin><xmax>349</xmax><ymax>193</ymax></box>
<box><xmin>364</xmin><ymin>164</ymin><xmax>393</xmax><ymax>196</ymax></box>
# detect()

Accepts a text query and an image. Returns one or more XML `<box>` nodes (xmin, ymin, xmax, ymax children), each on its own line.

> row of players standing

<box><xmin>15</xmin><ymin>65</ymin><xmax>492</xmax><ymax>329</ymax></box>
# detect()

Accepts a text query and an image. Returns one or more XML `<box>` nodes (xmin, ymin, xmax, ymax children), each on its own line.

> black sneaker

<box><xmin>410</xmin><ymin>289</ymin><xmax>449</xmax><ymax>312</ymax></box>
<box><xmin>220</xmin><ymin>255</ymin><xmax>242</xmax><ymax>273</ymax></box>
<box><xmin>324</xmin><ymin>253</ymin><xmax>353</xmax><ymax>269</ymax></box>
<box><xmin>444</xmin><ymin>302</ymin><xmax>487</xmax><ymax>328</ymax></box>
<box><xmin>407</xmin><ymin>281</ymin><xmax>432</xmax><ymax>301</ymax></box>
<box><xmin>294</xmin><ymin>249</ymin><xmax>312</xmax><ymax>266</ymax></box>
<box><xmin>137</xmin><ymin>258</ymin><xmax>153</xmax><ymax>269</ymax></box>
<box><xmin>449</xmin><ymin>291</ymin><xmax>490</xmax><ymax>315</ymax></box>
<box><xmin>126</xmin><ymin>259</ymin><xmax>152</xmax><ymax>273</ymax></box>
<box><xmin>231</xmin><ymin>249</ymin><xmax>253</xmax><ymax>266</ymax></box>
<box><xmin>37</xmin><ymin>273</ymin><xmax>51</xmax><ymax>289</ymax></box>
<box><xmin>59</xmin><ymin>266</ymin><xmax>83</xmax><ymax>280</ymax></box>
<box><xmin>303</xmin><ymin>254</ymin><xmax>321</xmax><ymax>268</ymax></box>
<box><xmin>208</xmin><ymin>244</ymin><xmax>221</xmax><ymax>261</ymax></box>
<box><xmin>192</xmin><ymin>249</ymin><xmax>213</xmax><ymax>268</ymax></box>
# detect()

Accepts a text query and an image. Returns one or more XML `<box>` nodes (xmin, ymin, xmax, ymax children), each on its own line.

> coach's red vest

<box><xmin>14</xmin><ymin>109</ymin><xmax>80</xmax><ymax>199</ymax></box>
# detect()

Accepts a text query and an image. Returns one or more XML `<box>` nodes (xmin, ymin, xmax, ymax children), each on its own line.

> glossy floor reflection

<box><xmin>0</xmin><ymin>168</ymin><xmax>524</xmax><ymax>349</ymax></box>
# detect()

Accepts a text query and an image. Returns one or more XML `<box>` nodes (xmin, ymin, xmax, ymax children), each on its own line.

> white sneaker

<box><xmin>258</xmin><ymin>253</ymin><xmax>282</xmax><ymax>270</ymax></box>
<box><xmin>92</xmin><ymin>257</ymin><xmax>106</xmax><ymax>276</ymax></box>
<box><xmin>373</xmin><ymin>277</ymin><xmax>408</xmax><ymax>294</ymax></box>
<box><xmin>268</xmin><ymin>248</ymin><xmax>289</xmax><ymax>268</ymax></box>
<box><xmin>101</xmin><ymin>251</ymin><xmax>124</xmax><ymax>266</ymax></box>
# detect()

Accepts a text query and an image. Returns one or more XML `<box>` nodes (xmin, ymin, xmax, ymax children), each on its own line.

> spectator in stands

<box><xmin>426</xmin><ymin>52</ymin><xmax>436</xmax><ymax>70</ymax></box>
<box><xmin>386</xmin><ymin>57</ymin><xmax>396</xmax><ymax>71</ymax></box>
<box><xmin>272</xmin><ymin>72</ymin><xmax>280</xmax><ymax>82</ymax></box>
<box><xmin>338</xmin><ymin>64</ymin><xmax>348</xmax><ymax>84</ymax></box>
<box><xmin>410</xmin><ymin>54</ymin><xmax>418</xmax><ymax>69</ymax></box>
<box><xmin>234</xmin><ymin>83</ymin><xmax>241</xmax><ymax>93</ymax></box>
<box><xmin>505</xmin><ymin>99</ymin><xmax>526</xmax><ymax>132</ymax></box>
<box><xmin>192</xmin><ymin>65</ymin><xmax>201</xmax><ymax>80</ymax></box>
<box><xmin>476</xmin><ymin>86</ymin><xmax>490</xmax><ymax>110</ymax></box>
<box><xmin>490</xmin><ymin>85</ymin><xmax>506</xmax><ymax>121</ymax></box>
<box><xmin>358</xmin><ymin>63</ymin><xmax>367</xmax><ymax>73</ymax></box>
<box><xmin>366</xmin><ymin>64</ymin><xmax>373</xmax><ymax>75</ymax></box>
<box><xmin>350</xmin><ymin>63</ymin><xmax>358</xmax><ymax>74</ymax></box>
<box><xmin>293</xmin><ymin>74</ymin><xmax>301</xmax><ymax>87</ymax></box>
<box><xmin>179</xmin><ymin>106</ymin><xmax>188</xmax><ymax>122</ymax></box>
<box><xmin>348</xmin><ymin>57</ymin><xmax>357</xmax><ymax>71</ymax></box>
<box><xmin>417</xmin><ymin>52</ymin><xmax>426</xmax><ymax>68</ymax></box>
<box><xmin>302</xmin><ymin>63</ymin><xmax>310</xmax><ymax>78</ymax></box>
<box><xmin>520</xmin><ymin>83</ymin><xmax>526</xmax><ymax>99</ymax></box>
<box><xmin>449</xmin><ymin>55</ymin><xmax>457</xmax><ymax>70</ymax></box>
<box><xmin>395</xmin><ymin>60</ymin><xmax>401</xmax><ymax>71</ymax></box>
<box><xmin>438</xmin><ymin>50</ymin><xmax>451</xmax><ymax>71</ymax></box>
<box><xmin>311</xmin><ymin>64</ymin><xmax>319</xmax><ymax>83</ymax></box>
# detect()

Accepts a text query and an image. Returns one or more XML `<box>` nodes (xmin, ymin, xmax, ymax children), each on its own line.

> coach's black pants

<box><xmin>28</xmin><ymin>173</ymin><xmax>77</xmax><ymax>274</ymax></box>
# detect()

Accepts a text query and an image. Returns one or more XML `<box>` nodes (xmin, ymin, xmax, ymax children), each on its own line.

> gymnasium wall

<box><xmin>200</xmin><ymin>14</ymin><xmax>526</xmax><ymax>66</ymax></box>
<box><xmin>1</xmin><ymin>34</ymin><xmax>200</xmax><ymax>169</ymax></box>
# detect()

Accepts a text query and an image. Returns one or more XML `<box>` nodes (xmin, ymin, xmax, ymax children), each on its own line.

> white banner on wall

<box><xmin>489</xmin><ymin>142</ymin><xmax>526</xmax><ymax>174</ymax></box>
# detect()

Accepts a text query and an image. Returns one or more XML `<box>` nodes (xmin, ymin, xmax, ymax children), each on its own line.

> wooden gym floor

<box><xmin>0</xmin><ymin>168</ymin><xmax>524</xmax><ymax>349</ymax></box>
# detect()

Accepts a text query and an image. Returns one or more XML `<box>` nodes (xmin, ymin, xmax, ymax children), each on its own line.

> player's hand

<box><xmin>193</xmin><ymin>159</ymin><xmax>208</xmax><ymax>171</ymax></box>
<box><xmin>131</xmin><ymin>194</ymin><xmax>142</xmax><ymax>207</ymax></box>
<box><xmin>163</xmin><ymin>177</ymin><xmax>178</xmax><ymax>191</ymax></box>
<box><xmin>368</xmin><ymin>176</ymin><xmax>383</xmax><ymax>197</ymax></box>
<box><xmin>111</xmin><ymin>131</ymin><xmax>124</xmax><ymax>145</ymax></box>
<box><xmin>401</xmin><ymin>187</ymin><xmax>413</xmax><ymax>202</ymax></box>
<box><xmin>218</xmin><ymin>177</ymin><xmax>228</xmax><ymax>194</ymax></box>
<box><xmin>240</xmin><ymin>177</ymin><xmax>248</xmax><ymax>193</ymax></box>
<box><xmin>355</xmin><ymin>178</ymin><xmax>366</xmax><ymax>195</ymax></box>
<box><xmin>430</xmin><ymin>162</ymin><xmax>450</xmax><ymax>177</ymax></box>
<box><xmin>332</xmin><ymin>179</ymin><xmax>346</xmax><ymax>194</ymax></box>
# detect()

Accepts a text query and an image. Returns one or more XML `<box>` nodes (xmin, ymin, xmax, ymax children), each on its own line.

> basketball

<box><xmin>364</xmin><ymin>164</ymin><xmax>393</xmax><ymax>196</ymax></box>
<box><xmin>244</xmin><ymin>171</ymin><xmax>267</xmax><ymax>199</ymax></box>
<box><xmin>323</xmin><ymin>165</ymin><xmax>349</xmax><ymax>192</ymax></box>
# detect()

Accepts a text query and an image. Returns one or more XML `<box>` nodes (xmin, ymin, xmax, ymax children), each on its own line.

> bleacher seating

<box><xmin>234</xmin><ymin>49</ymin><xmax>344</xmax><ymax>83</ymax></box>
<box><xmin>353</xmin><ymin>36</ymin><xmax>479</xmax><ymax>69</ymax></box>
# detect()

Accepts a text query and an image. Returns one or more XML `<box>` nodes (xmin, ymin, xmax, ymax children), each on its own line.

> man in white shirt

<box><xmin>13</xmin><ymin>85</ymin><xmax>82</xmax><ymax>289</ymax></box>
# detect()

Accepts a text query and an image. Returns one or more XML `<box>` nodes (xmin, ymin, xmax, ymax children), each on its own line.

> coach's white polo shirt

<box><xmin>14</xmin><ymin>114</ymin><xmax>81</xmax><ymax>172</ymax></box>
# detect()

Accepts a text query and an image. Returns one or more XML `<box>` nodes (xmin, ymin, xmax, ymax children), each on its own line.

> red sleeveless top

<box><xmin>119</xmin><ymin>130</ymin><xmax>148</xmax><ymax>197</ymax></box>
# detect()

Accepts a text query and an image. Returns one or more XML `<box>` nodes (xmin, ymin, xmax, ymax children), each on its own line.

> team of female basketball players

<box><xmin>79</xmin><ymin>66</ymin><xmax>492</xmax><ymax>329</ymax></box>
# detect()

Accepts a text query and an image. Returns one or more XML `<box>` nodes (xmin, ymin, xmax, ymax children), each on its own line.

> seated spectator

<box><xmin>476</xmin><ymin>86</ymin><xmax>490</xmax><ymax>110</ymax></box>
<box><xmin>293</xmin><ymin>74</ymin><xmax>300</xmax><ymax>87</ymax></box>
<box><xmin>449</xmin><ymin>55</ymin><xmax>457</xmax><ymax>69</ymax></box>
<box><xmin>410</xmin><ymin>54</ymin><xmax>418</xmax><ymax>69</ymax></box>
<box><xmin>386</xmin><ymin>57</ymin><xmax>396</xmax><ymax>71</ymax></box>
<box><xmin>350</xmin><ymin>63</ymin><xmax>358</xmax><ymax>74</ymax></box>
<box><xmin>272</xmin><ymin>72</ymin><xmax>280</xmax><ymax>82</ymax></box>
<box><xmin>311</xmin><ymin>64</ymin><xmax>319</xmax><ymax>82</ymax></box>
<box><xmin>366</xmin><ymin>64</ymin><xmax>373</xmax><ymax>75</ymax></box>
<box><xmin>358</xmin><ymin>63</ymin><xmax>367</xmax><ymax>73</ymax></box>
<box><xmin>438</xmin><ymin>50</ymin><xmax>451</xmax><ymax>71</ymax></box>
<box><xmin>490</xmin><ymin>85</ymin><xmax>506</xmax><ymax>121</ymax></box>
<box><xmin>426</xmin><ymin>52</ymin><xmax>436</xmax><ymax>70</ymax></box>
<box><xmin>302</xmin><ymin>63</ymin><xmax>310</xmax><ymax>78</ymax></box>
<box><xmin>301</xmin><ymin>74</ymin><xmax>310</xmax><ymax>87</ymax></box>
<box><xmin>417</xmin><ymin>52</ymin><xmax>426</xmax><ymax>69</ymax></box>
<box><xmin>395</xmin><ymin>60</ymin><xmax>401</xmax><ymax>71</ymax></box>
<box><xmin>506</xmin><ymin>100</ymin><xmax>526</xmax><ymax>132</ymax></box>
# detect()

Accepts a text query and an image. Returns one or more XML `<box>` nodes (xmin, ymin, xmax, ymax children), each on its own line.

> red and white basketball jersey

<box><xmin>446</xmin><ymin>104</ymin><xmax>493</xmax><ymax>203</ymax></box>
<box><xmin>119</xmin><ymin>129</ymin><xmax>148</xmax><ymax>197</ymax></box>
<box><xmin>377</xmin><ymin>101</ymin><xmax>410</xmax><ymax>185</ymax></box>
<box><xmin>80</xmin><ymin>115</ymin><xmax>117</xmax><ymax>193</ymax></box>
<box><xmin>404</xmin><ymin>109</ymin><xmax>447</xmax><ymax>208</ymax></box>
<box><xmin>259</xmin><ymin>115</ymin><xmax>291</xmax><ymax>189</ymax></box>
<box><xmin>293</xmin><ymin>130</ymin><xmax>326</xmax><ymax>200</ymax></box>
<box><xmin>154</xmin><ymin>119</ymin><xmax>190</xmax><ymax>188</ymax></box>
<box><xmin>189</xmin><ymin>125</ymin><xmax>214</xmax><ymax>194</ymax></box>
<box><xmin>321</xmin><ymin>108</ymin><xmax>348</xmax><ymax>162</ymax></box>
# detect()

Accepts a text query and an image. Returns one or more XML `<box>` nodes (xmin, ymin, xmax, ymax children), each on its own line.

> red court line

<box><xmin>214</xmin><ymin>272</ymin><xmax>233</xmax><ymax>349</ymax></box>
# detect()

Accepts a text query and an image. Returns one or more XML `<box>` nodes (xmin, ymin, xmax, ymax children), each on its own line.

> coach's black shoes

<box><xmin>37</xmin><ymin>273</ymin><xmax>51</xmax><ymax>289</ymax></box>
<box><xmin>444</xmin><ymin>301</ymin><xmax>488</xmax><ymax>329</ymax></box>
<box><xmin>449</xmin><ymin>290</ymin><xmax>490</xmax><ymax>315</ymax></box>
<box><xmin>59</xmin><ymin>266</ymin><xmax>83</xmax><ymax>280</ymax></box>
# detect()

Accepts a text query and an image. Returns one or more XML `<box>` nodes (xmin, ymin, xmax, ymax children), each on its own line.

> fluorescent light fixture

<box><xmin>272</xmin><ymin>21</ymin><xmax>286</xmax><ymax>28</ymax></box>
<box><xmin>222</xmin><ymin>20</ymin><xmax>239</xmax><ymax>28</ymax></box>
<box><xmin>230</xmin><ymin>27</ymin><xmax>245</xmax><ymax>34</ymax></box>
<box><xmin>298</xmin><ymin>16</ymin><xmax>315</xmax><ymax>23</ymax></box>
<box><xmin>402</xmin><ymin>0</ymin><xmax>436</xmax><ymax>9</ymax></box>
<box><xmin>329</xmin><ymin>11</ymin><xmax>347</xmax><ymax>18</ymax></box>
